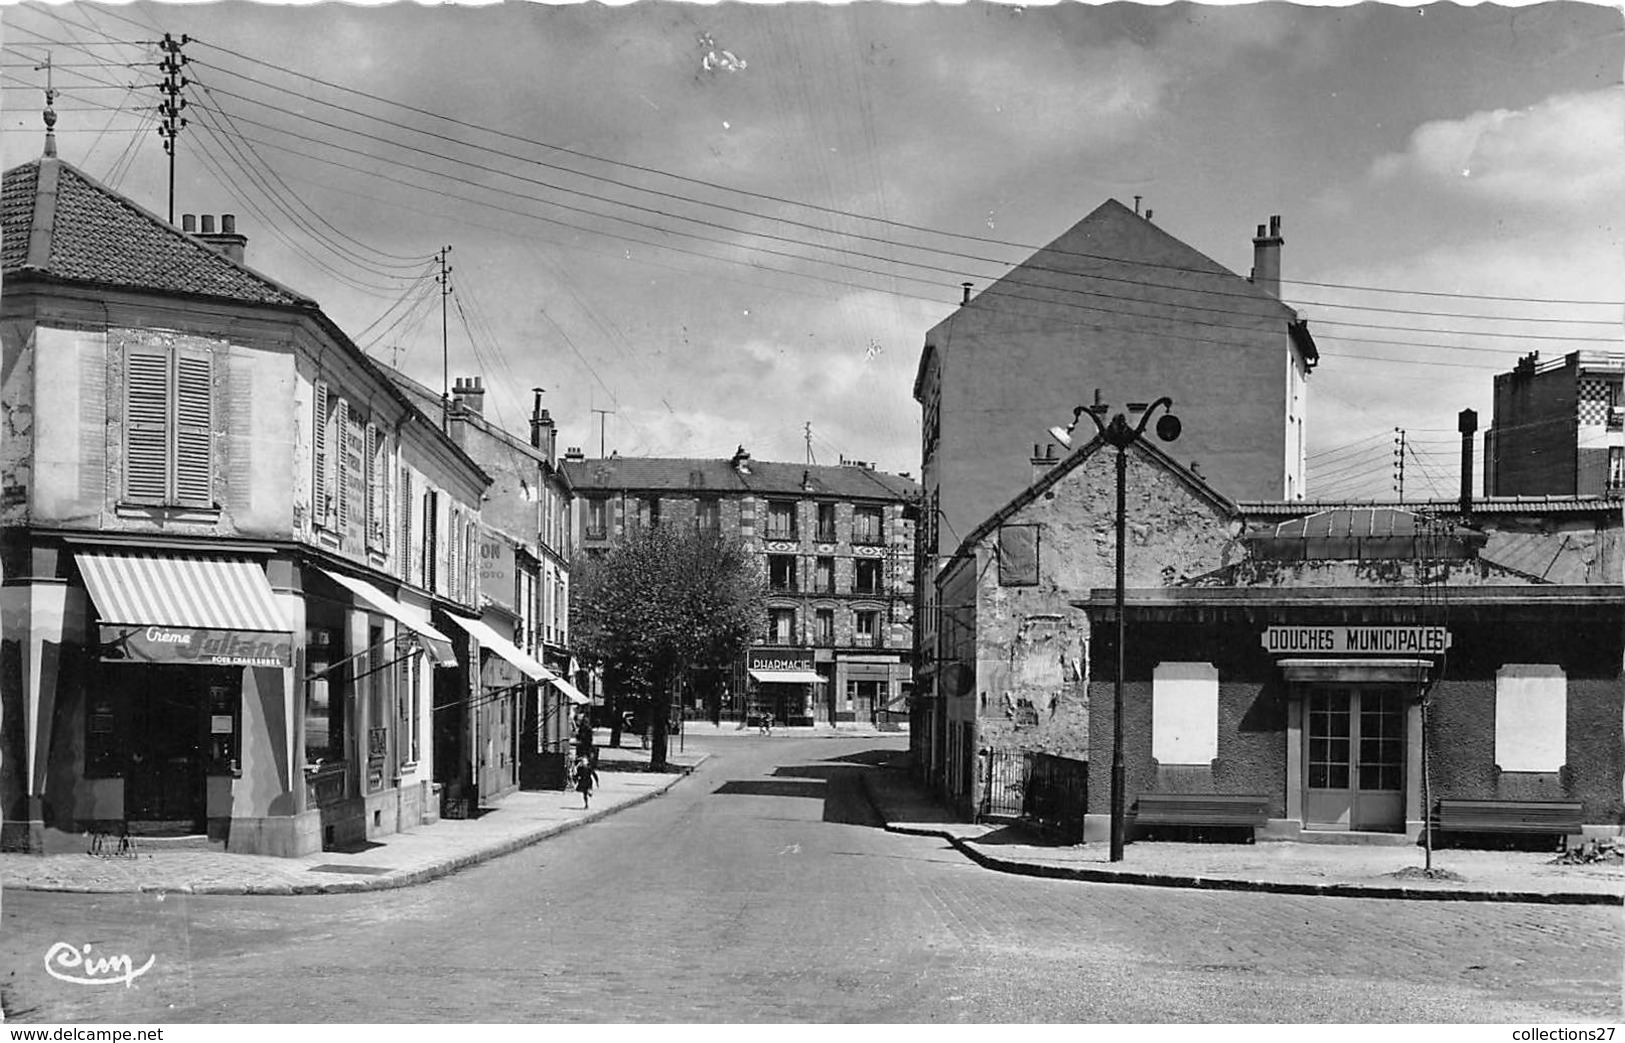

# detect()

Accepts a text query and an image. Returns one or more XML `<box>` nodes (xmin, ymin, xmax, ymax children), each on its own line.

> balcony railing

<box><xmin>815</xmin><ymin>525</ymin><xmax>837</xmax><ymax>542</ymax></box>
<box><xmin>764</xmin><ymin>525</ymin><xmax>798</xmax><ymax>542</ymax></box>
<box><xmin>851</xmin><ymin>529</ymin><xmax>885</xmax><ymax>546</ymax></box>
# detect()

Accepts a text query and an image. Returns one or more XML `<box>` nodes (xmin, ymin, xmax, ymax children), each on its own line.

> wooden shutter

<box><xmin>334</xmin><ymin>397</ymin><xmax>350</xmax><ymax>531</ymax></box>
<box><xmin>398</xmin><ymin>465</ymin><xmax>412</xmax><ymax>576</ymax></box>
<box><xmin>379</xmin><ymin>435</ymin><xmax>392</xmax><ymax>555</ymax></box>
<box><xmin>173</xmin><ymin>351</ymin><xmax>213</xmax><ymax>506</ymax></box>
<box><xmin>424</xmin><ymin>489</ymin><xmax>439</xmax><ymax>592</ymax></box>
<box><xmin>365</xmin><ymin>423</ymin><xmax>380</xmax><ymax>547</ymax></box>
<box><xmin>313</xmin><ymin>380</ymin><xmax>329</xmax><ymax>522</ymax></box>
<box><xmin>124</xmin><ymin>348</ymin><xmax>171</xmax><ymax>503</ymax></box>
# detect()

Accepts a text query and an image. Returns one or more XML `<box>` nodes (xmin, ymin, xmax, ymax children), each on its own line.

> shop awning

<box><xmin>550</xmin><ymin>676</ymin><xmax>590</xmax><ymax>705</ymax></box>
<box><xmin>78</xmin><ymin>550</ymin><xmax>293</xmax><ymax>666</ymax></box>
<box><xmin>442</xmin><ymin>613</ymin><xmax>555</xmax><ymax>683</ymax></box>
<box><xmin>749</xmin><ymin>669</ymin><xmax>826</xmax><ymax>684</ymax></box>
<box><xmin>318</xmin><ymin>569</ymin><xmax>458</xmax><ymax>667</ymax></box>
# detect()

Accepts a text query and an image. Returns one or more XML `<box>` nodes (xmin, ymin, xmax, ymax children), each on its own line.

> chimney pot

<box><xmin>961</xmin><ymin>282</ymin><xmax>973</xmax><ymax>305</ymax></box>
<box><xmin>182</xmin><ymin>214</ymin><xmax>197</xmax><ymax>232</ymax></box>
<box><xmin>201</xmin><ymin>214</ymin><xmax>216</xmax><ymax>235</ymax></box>
<box><xmin>221</xmin><ymin>214</ymin><xmax>236</xmax><ymax>235</ymax></box>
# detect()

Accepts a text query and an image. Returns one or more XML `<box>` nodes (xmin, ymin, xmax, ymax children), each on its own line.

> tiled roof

<box><xmin>1</xmin><ymin>158</ymin><xmax>310</xmax><ymax>308</ymax></box>
<box><xmin>562</xmin><ymin>455</ymin><xmax>919</xmax><ymax>502</ymax></box>
<box><xmin>1236</xmin><ymin>495</ymin><xmax>1623</xmax><ymax>517</ymax></box>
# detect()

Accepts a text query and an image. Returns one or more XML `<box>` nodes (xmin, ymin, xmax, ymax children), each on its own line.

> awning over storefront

<box><xmin>318</xmin><ymin>568</ymin><xmax>458</xmax><ymax>667</ymax></box>
<box><xmin>442</xmin><ymin>613</ymin><xmax>555</xmax><ymax>684</ymax></box>
<box><xmin>749</xmin><ymin>669</ymin><xmax>826</xmax><ymax>684</ymax></box>
<box><xmin>78</xmin><ymin>550</ymin><xmax>294</xmax><ymax>666</ymax></box>
<box><xmin>550</xmin><ymin>676</ymin><xmax>590</xmax><ymax>706</ymax></box>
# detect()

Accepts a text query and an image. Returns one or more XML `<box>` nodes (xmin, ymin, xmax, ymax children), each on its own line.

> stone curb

<box><xmin>8</xmin><ymin>755</ymin><xmax>707</xmax><ymax>897</ymax></box>
<box><xmin>860</xmin><ymin>774</ymin><xmax>1622</xmax><ymax>907</ymax></box>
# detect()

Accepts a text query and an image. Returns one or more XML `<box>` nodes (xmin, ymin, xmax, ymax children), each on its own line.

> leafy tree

<box><xmin>571</xmin><ymin>525</ymin><xmax>764</xmax><ymax>769</ymax></box>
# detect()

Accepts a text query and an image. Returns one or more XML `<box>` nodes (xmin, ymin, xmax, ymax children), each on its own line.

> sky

<box><xmin>2</xmin><ymin>0</ymin><xmax>1621</xmax><ymax>499</ymax></box>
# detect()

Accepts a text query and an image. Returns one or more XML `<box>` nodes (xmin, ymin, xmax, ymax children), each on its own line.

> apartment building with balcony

<box><xmin>1487</xmin><ymin>350</ymin><xmax>1625</xmax><ymax>497</ymax></box>
<box><xmin>563</xmin><ymin>447</ymin><xmax>918</xmax><ymax>727</ymax></box>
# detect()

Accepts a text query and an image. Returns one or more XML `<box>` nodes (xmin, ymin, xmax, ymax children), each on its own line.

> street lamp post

<box><xmin>1050</xmin><ymin>396</ymin><xmax>1181</xmax><ymax>862</ymax></box>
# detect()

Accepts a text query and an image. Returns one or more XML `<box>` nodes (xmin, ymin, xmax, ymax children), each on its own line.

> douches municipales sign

<box><xmin>1262</xmin><ymin>626</ymin><xmax>1450</xmax><ymax>656</ymax></box>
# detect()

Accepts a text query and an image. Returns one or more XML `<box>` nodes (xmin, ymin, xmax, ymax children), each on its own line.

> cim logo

<box><xmin>44</xmin><ymin>941</ymin><xmax>156</xmax><ymax>988</ymax></box>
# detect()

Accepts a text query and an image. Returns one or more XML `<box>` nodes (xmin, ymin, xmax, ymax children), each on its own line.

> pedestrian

<box><xmin>573</xmin><ymin>753</ymin><xmax>600</xmax><ymax>809</ymax></box>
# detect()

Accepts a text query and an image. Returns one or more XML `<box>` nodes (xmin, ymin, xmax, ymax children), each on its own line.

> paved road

<box><xmin>3</xmin><ymin>735</ymin><xmax>1618</xmax><ymax>1023</ymax></box>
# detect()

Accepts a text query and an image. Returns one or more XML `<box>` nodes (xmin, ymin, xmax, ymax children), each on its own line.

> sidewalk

<box><xmin>863</xmin><ymin>761</ymin><xmax>1624</xmax><ymax>906</ymax></box>
<box><xmin>0</xmin><ymin>748</ymin><xmax>705</xmax><ymax>896</ymax></box>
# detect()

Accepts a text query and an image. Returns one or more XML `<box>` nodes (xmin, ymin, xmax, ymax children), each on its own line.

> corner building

<box><xmin>1</xmin><ymin>157</ymin><xmax>490</xmax><ymax>855</ymax></box>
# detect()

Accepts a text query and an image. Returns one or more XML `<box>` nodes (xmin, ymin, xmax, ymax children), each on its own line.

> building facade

<box><xmin>1487</xmin><ymin>350</ymin><xmax>1625</xmax><ymax>497</ymax></box>
<box><xmin>934</xmin><ymin>427</ymin><xmax>1622</xmax><ymax>843</ymax></box>
<box><xmin>912</xmin><ymin>201</ymin><xmax>1319</xmax><ymax>790</ymax></box>
<box><xmin>1</xmin><ymin>157</ymin><xmax>492</xmax><ymax>856</ymax></box>
<box><xmin>563</xmin><ymin>447</ymin><xmax>918</xmax><ymax>728</ymax></box>
<box><xmin>387</xmin><ymin>373</ymin><xmax>585</xmax><ymax>796</ymax></box>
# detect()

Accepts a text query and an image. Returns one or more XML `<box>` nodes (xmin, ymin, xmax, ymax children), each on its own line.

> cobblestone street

<box><xmin>4</xmin><ymin>735</ymin><xmax>1618</xmax><ymax>1023</ymax></box>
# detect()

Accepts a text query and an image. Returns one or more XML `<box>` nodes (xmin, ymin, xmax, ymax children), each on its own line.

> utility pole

<box><xmin>157</xmin><ymin>33</ymin><xmax>189</xmax><ymax>224</ymax></box>
<box><xmin>437</xmin><ymin>245</ymin><xmax>453</xmax><ymax>430</ymax></box>
<box><xmin>1393</xmin><ymin>428</ymin><xmax>1407</xmax><ymax>500</ymax></box>
<box><xmin>591</xmin><ymin>408</ymin><xmax>614</xmax><ymax>458</ymax></box>
<box><xmin>804</xmin><ymin>421</ymin><xmax>816</xmax><ymax>465</ymax></box>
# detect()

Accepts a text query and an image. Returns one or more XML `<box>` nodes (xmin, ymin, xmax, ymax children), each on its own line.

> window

<box><xmin>856</xmin><ymin>610</ymin><xmax>880</xmax><ymax>648</ymax></box>
<box><xmin>398</xmin><ymin>648</ymin><xmax>419</xmax><ymax>767</ymax></box>
<box><xmin>815</xmin><ymin>503</ymin><xmax>836</xmax><ymax>542</ymax></box>
<box><xmin>766</xmin><ymin>500</ymin><xmax>798</xmax><ymax>541</ymax></box>
<box><xmin>586</xmin><ymin>497</ymin><xmax>609</xmax><ymax>540</ymax></box>
<box><xmin>696</xmin><ymin>497</ymin><xmax>721</xmax><ymax>532</ymax></box>
<box><xmin>768</xmin><ymin>555</ymin><xmax>798</xmax><ymax>592</ymax></box>
<box><xmin>422</xmin><ymin>489</ymin><xmax>439</xmax><ymax>592</ymax></box>
<box><xmin>854</xmin><ymin>558</ymin><xmax>883</xmax><ymax>595</ymax></box>
<box><xmin>998</xmin><ymin>525</ymin><xmax>1040</xmax><ymax>586</ymax></box>
<box><xmin>365</xmin><ymin>424</ymin><xmax>391</xmax><ymax>552</ymax></box>
<box><xmin>312</xmin><ymin>382</ymin><xmax>352</xmax><ymax>530</ymax></box>
<box><xmin>646</xmin><ymin>497</ymin><xmax>661</xmax><ymax>528</ymax></box>
<box><xmin>1152</xmin><ymin>663</ymin><xmax>1219</xmax><ymax>765</ymax></box>
<box><xmin>814</xmin><ymin>608</ymin><xmax>835</xmax><ymax>645</ymax></box>
<box><xmin>768</xmin><ymin>608</ymin><xmax>797</xmax><ymax>645</ymax></box>
<box><xmin>852</xmin><ymin>506</ymin><xmax>884</xmax><ymax>545</ymax></box>
<box><xmin>398</xmin><ymin>468</ymin><xmax>415</xmax><ymax>584</ymax></box>
<box><xmin>814</xmin><ymin>556</ymin><xmax>834</xmax><ymax>593</ymax></box>
<box><xmin>1495</xmin><ymin>665</ymin><xmax>1566</xmax><ymax>772</ymax></box>
<box><xmin>124</xmin><ymin>343</ymin><xmax>214</xmax><ymax>507</ymax></box>
<box><xmin>1611</xmin><ymin>447</ymin><xmax>1624</xmax><ymax>492</ymax></box>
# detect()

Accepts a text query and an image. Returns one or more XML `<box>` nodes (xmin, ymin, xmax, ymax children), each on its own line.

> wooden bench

<box><xmin>1133</xmin><ymin>793</ymin><xmax>1272</xmax><ymax>828</ymax></box>
<box><xmin>1435</xmin><ymin>799</ymin><xmax>1583</xmax><ymax>835</ymax></box>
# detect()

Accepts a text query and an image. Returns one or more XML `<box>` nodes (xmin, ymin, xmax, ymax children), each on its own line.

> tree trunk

<box><xmin>649</xmin><ymin>672</ymin><xmax>672</xmax><ymax>771</ymax></box>
<box><xmin>607</xmin><ymin>686</ymin><xmax>622</xmax><ymax>749</ymax></box>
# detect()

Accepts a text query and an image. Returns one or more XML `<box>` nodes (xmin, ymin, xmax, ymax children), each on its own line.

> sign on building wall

<box><xmin>1261</xmin><ymin>626</ymin><xmax>1450</xmax><ymax>655</ymax></box>
<box><xmin>748</xmin><ymin>649</ymin><xmax>814</xmax><ymax>672</ymax></box>
<box><xmin>102</xmin><ymin>624</ymin><xmax>293</xmax><ymax>667</ymax></box>
<box><xmin>480</xmin><ymin>533</ymin><xmax>516</xmax><ymax>611</ymax></box>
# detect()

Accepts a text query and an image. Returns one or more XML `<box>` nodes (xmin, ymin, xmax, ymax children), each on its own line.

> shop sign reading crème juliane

<box><xmin>1260</xmin><ymin>626</ymin><xmax>1451</xmax><ymax>655</ymax></box>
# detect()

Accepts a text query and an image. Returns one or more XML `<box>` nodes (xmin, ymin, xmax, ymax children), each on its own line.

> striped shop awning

<box><xmin>77</xmin><ymin>550</ymin><xmax>294</xmax><ymax>667</ymax></box>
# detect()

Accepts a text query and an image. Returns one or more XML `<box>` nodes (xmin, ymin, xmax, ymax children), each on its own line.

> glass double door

<box><xmin>1304</xmin><ymin>686</ymin><xmax>1405</xmax><ymax>832</ymax></box>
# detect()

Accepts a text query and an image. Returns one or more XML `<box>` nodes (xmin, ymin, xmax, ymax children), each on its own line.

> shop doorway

<box><xmin>123</xmin><ymin>666</ymin><xmax>205</xmax><ymax>832</ymax></box>
<box><xmin>1304</xmin><ymin>686</ymin><xmax>1405</xmax><ymax>832</ymax></box>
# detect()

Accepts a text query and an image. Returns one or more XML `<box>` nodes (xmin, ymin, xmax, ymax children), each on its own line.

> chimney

<box><xmin>1458</xmin><ymin>408</ymin><xmax>1478</xmax><ymax>516</ymax></box>
<box><xmin>195</xmin><ymin>213</ymin><xmax>247</xmax><ymax>265</ymax></box>
<box><xmin>564</xmin><ymin>446</ymin><xmax>585</xmax><ymax>463</ymax></box>
<box><xmin>528</xmin><ymin>386</ymin><xmax>556</xmax><ymax>463</ymax></box>
<box><xmin>961</xmin><ymin>282</ymin><xmax>973</xmax><ymax>306</ymax></box>
<box><xmin>1250</xmin><ymin>214</ymin><xmax>1283</xmax><ymax>299</ymax></box>
<box><xmin>1030</xmin><ymin>442</ymin><xmax>1062</xmax><ymax>483</ymax></box>
<box><xmin>452</xmin><ymin>376</ymin><xmax>485</xmax><ymax>417</ymax></box>
<box><xmin>730</xmin><ymin>445</ymin><xmax>752</xmax><ymax>474</ymax></box>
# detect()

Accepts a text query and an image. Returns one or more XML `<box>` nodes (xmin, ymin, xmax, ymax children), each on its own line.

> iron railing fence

<box><xmin>979</xmin><ymin>747</ymin><xmax>1089</xmax><ymax>844</ymax></box>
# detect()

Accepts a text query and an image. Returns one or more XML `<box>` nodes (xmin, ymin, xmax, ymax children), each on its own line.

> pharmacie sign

<box><xmin>1262</xmin><ymin>626</ymin><xmax>1451</xmax><ymax>655</ymax></box>
<box><xmin>102</xmin><ymin>625</ymin><xmax>294</xmax><ymax>667</ymax></box>
<box><xmin>748</xmin><ymin>649</ymin><xmax>814</xmax><ymax>672</ymax></box>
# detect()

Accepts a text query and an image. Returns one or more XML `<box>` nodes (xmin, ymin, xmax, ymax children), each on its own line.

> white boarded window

<box><xmin>1495</xmin><ymin>665</ymin><xmax>1567</xmax><ymax>772</ymax></box>
<box><xmin>1152</xmin><ymin>662</ymin><xmax>1219</xmax><ymax>765</ymax></box>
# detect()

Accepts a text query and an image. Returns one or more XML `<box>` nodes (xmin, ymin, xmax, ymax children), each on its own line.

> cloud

<box><xmin>1369</xmin><ymin>88</ymin><xmax>1625</xmax><ymax>211</ymax></box>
